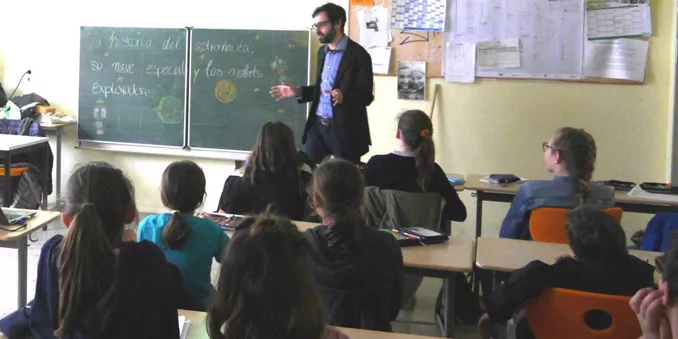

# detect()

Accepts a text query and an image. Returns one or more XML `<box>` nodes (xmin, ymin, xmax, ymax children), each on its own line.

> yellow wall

<box><xmin>0</xmin><ymin>0</ymin><xmax>674</xmax><ymax>239</ymax></box>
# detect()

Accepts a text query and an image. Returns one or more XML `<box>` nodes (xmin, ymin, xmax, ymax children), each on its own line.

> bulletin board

<box><xmin>348</xmin><ymin>0</ymin><xmax>648</xmax><ymax>84</ymax></box>
<box><xmin>348</xmin><ymin>0</ymin><xmax>445</xmax><ymax>78</ymax></box>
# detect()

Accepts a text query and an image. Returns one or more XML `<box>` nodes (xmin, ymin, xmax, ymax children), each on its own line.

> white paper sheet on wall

<box><xmin>391</xmin><ymin>0</ymin><xmax>447</xmax><ymax>31</ymax></box>
<box><xmin>447</xmin><ymin>0</ymin><xmax>586</xmax><ymax>79</ymax></box>
<box><xmin>586</xmin><ymin>5</ymin><xmax>652</xmax><ymax>40</ymax></box>
<box><xmin>367</xmin><ymin>46</ymin><xmax>392</xmax><ymax>74</ymax></box>
<box><xmin>356</xmin><ymin>6</ymin><xmax>392</xmax><ymax>48</ymax></box>
<box><xmin>444</xmin><ymin>42</ymin><xmax>476</xmax><ymax>83</ymax></box>
<box><xmin>476</xmin><ymin>39</ymin><xmax>520</xmax><ymax>70</ymax></box>
<box><xmin>584</xmin><ymin>38</ymin><xmax>649</xmax><ymax>81</ymax></box>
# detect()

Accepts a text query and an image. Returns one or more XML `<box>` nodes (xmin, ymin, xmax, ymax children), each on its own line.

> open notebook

<box><xmin>179</xmin><ymin>316</ymin><xmax>191</xmax><ymax>339</ymax></box>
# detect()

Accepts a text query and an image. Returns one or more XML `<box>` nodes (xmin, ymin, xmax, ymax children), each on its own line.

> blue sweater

<box><xmin>0</xmin><ymin>235</ymin><xmax>180</xmax><ymax>339</ymax></box>
<box><xmin>138</xmin><ymin>213</ymin><xmax>229</xmax><ymax>309</ymax></box>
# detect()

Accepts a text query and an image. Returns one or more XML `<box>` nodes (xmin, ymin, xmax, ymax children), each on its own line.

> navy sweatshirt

<box><xmin>0</xmin><ymin>235</ymin><xmax>181</xmax><ymax>339</ymax></box>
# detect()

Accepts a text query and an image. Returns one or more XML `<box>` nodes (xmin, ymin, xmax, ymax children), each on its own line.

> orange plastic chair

<box><xmin>0</xmin><ymin>167</ymin><xmax>28</xmax><ymax>177</ymax></box>
<box><xmin>529</xmin><ymin>207</ymin><xmax>623</xmax><ymax>244</ymax></box>
<box><xmin>526</xmin><ymin>288</ymin><xmax>641</xmax><ymax>339</ymax></box>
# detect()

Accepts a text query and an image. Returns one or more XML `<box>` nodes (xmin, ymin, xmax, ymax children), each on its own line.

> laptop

<box><xmin>0</xmin><ymin>208</ymin><xmax>37</xmax><ymax>225</ymax></box>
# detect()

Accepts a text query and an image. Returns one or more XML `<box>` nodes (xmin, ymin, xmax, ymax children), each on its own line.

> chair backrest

<box><xmin>363</xmin><ymin>186</ymin><xmax>444</xmax><ymax>230</ymax></box>
<box><xmin>526</xmin><ymin>288</ymin><xmax>641</xmax><ymax>339</ymax></box>
<box><xmin>529</xmin><ymin>207</ymin><xmax>623</xmax><ymax>244</ymax></box>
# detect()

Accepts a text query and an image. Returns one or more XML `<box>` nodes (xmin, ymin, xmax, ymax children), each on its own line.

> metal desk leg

<box><xmin>42</xmin><ymin>144</ymin><xmax>49</xmax><ymax>210</ymax></box>
<box><xmin>473</xmin><ymin>191</ymin><xmax>485</xmax><ymax>293</ymax></box>
<box><xmin>18</xmin><ymin>237</ymin><xmax>27</xmax><ymax>308</ymax></box>
<box><xmin>3</xmin><ymin>154</ymin><xmax>11</xmax><ymax>207</ymax></box>
<box><xmin>441</xmin><ymin>274</ymin><xmax>457</xmax><ymax>338</ymax></box>
<box><xmin>55</xmin><ymin>127</ymin><xmax>62</xmax><ymax>204</ymax></box>
<box><xmin>476</xmin><ymin>191</ymin><xmax>484</xmax><ymax>238</ymax></box>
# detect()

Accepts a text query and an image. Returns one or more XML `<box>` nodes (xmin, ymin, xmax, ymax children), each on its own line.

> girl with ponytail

<box><xmin>305</xmin><ymin>158</ymin><xmax>404</xmax><ymax>331</ymax></box>
<box><xmin>364</xmin><ymin>109</ymin><xmax>466</xmax><ymax>222</ymax></box>
<box><xmin>138</xmin><ymin>160</ymin><xmax>229</xmax><ymax>310</ymax></box>
<box><xmin>499</xmin><ymin>127</ymin><xmax>615</xmax><ymax>240</ymax></box>
<box><xmin>0</xmin><ymin>162</ymin><xmax>180</xmax><ymax>339</ymax></box>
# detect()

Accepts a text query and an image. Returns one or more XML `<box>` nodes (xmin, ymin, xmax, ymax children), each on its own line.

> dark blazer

<box><xmin>298</xmin><ymin>37</ymin><xmax>374</xmax><ymax>158</ymax></box>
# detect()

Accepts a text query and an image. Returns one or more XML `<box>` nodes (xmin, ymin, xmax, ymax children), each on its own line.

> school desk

<box><xmin>0</xmin><ymin>208</ymin><xmax>60</xmax><ymax>308</ymax></box>
<box><xmin>178</xmin><ymin>309</ymin><xmax>446</xmax><ymax>339</ymax></box>
<box><xmin>0</xmin><ymin>135</ymin><xmax>50</xmax><ymax>209</ymax></box>
<box><xmin>222</xmin><ymin>217</ymin><xmax>473</xmax><ymax>338</ymax></box>
<box><xmin>465</xmin><ymin>174</ymin><xmax>678</xmax><ymax>238</ymax></box>
<box><xmin>41</xmin><ymin>121</ymin><xmax>76</xmax><ymax>206</ymax></box>
<box><xmin>475</xmin><ymin>237</ymin><xmax>662</xmax><ymax>272</ymax></box>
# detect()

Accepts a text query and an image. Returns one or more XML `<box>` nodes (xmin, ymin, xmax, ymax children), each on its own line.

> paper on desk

<box><xmin>586</xmin><ymin>5</ymin><xmax>652</xmax><ymax>40</ymax></box>
<box><xmin>444</xmin><ymin>42</ymin><xmax>476</xmax><ymax>83</ymax></box>
<box><xmin>367</xmin><ymin>46</ymin><xmax>392</xmax><ymax>74</ymax></box>
<box><xmin>356</xmin><ymin>6</ymin><xmax>392</xmax><ymax>48</ymax></box>
<box><xmin>476</xmin><ymin>40</ymin><xmax>521</xmax><ymax>70</ymax></box>
<box><xmin>584</xmin><ymin>38</ymin><xmax>648</xmax><ymax>81</ymax></box>
<box><xmin>628</xmin><ymin>184</ymin><xmax>678</xmax><ymax>203</ymax></box>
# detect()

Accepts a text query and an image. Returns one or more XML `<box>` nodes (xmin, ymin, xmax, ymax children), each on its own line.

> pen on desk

<box><xmin>392</xmin><ymin>229</ymin><xmax>427</xmax><ymax>246</ymax></box>
<box><xmin>392</xmin><ymin>229</ymin><xmax>418</xmax><ymax>239</ymax></box>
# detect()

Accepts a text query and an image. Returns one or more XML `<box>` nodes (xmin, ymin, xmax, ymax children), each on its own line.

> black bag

<box><xmin>0</xmin><ymin>83</ymin><xmax>7</xmax><ymax>107</ymax></box>
<box><xmin>9</xmin><ymin>93</ymin><xmax>49</xmax><ymax>119</ymax></box>
<box><xmin>0</xmin><ymin>163</ymin><xmax>43</xmax><ymax>209</ymax></box>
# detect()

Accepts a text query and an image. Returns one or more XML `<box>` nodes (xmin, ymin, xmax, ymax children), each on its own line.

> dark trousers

<box><xmin>302</xmin><ymin>119</ymin><xmax>360</xmax><ymax>165</ymax></box>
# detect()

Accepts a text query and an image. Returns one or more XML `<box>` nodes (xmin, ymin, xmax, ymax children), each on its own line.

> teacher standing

<box><xmin>270</xmin><ymin>2</ymin><xmax>374</xmax><ymax>165</ymax></box>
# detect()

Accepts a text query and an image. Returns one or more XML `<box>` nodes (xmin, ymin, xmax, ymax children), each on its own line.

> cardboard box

<box><xmin>35</xmin><ymin>105</ymin><xmax>56</xmax><ymax>114</ymax></box>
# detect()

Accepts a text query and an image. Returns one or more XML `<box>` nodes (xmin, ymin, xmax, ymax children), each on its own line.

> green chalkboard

<box><xmin>78</xmin><ymin>26</ymin><xmax>187</xmax><ymax>147</ymax></box>
<box><xmin>188</xmin><ymin>29</ymin><xmax>310</xmax><ymax>151</ymax></box>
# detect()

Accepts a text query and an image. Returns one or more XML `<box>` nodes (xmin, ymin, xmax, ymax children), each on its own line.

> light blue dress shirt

<box><xmin>317</xmin><ymin>35</ymin><xmax>348</xmax><ymax>119</ymax></box>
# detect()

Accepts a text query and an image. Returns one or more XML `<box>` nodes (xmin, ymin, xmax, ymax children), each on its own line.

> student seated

<box><xmin>0</xmin><ymin>162</ymin><xmax>180</xmax><ymax>339</ymax></box>
<box><xmin>479</xmin><ymin>205</ymin><xmax>655</xmax><ymax>339</ymax></box>
<box><xmin>364</xmin><ymin>109</ymin><xmax>466</xmax><ymax>222</ymax></box>
<box><xmin>499</xmin><ymin>127</ymin><xmax>614</xmax><ymax>240</ymax></box>
<box><xmin>206</xmin><ymin>212</ymin><xmax>348</xmax><ymax>339</ymax></box>
<box><xmin>305</xmin><ymin>158</ymin><xmax>404</xmax><ymax>331</ymax></box>
<box><xmin>631</xmin><ymin>233</ymin><xmax>678</xmax><ymax>339</ymax></box>
<box><xmin>138</xmin><ymin>160</ymin><xmax>229</xmax><ymax>310</ymax></box>
<box><xmin>218</xmin><ymin>121</ymin><xmax>312</xmax><ymax>220</ymax></box>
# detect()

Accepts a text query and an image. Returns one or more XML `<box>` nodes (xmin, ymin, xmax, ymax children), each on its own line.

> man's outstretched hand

<box><xmin>270</xmin><ymin>82</ymin><xmax>299</xmax><ymax>101</ymax></box>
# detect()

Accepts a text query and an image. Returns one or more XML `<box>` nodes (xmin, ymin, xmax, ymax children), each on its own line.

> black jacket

<box><xmin>486</xmin><ymin>254</ymin><xmax>656</xmax><ymax>322</ymax></box>
<box><xmin>218</xmin><ymin>169</ymin><xmax>312</xmax><ymax>221</ymax></box>
<box><xmin>305</xmin><ymin>225</ymin><xmax>403</xmax><ymax>331</ymax></box>
<box><xmin>298</xmin><ymin>38</ymin><xmax>374</xmax><ymax>158</ymax></box>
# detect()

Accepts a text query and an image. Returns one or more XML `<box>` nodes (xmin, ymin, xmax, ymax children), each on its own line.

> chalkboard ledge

<box><xmin>76</xmin><ymin>140</ymin><xmax>250</xmax><ymax>161</ymax></box>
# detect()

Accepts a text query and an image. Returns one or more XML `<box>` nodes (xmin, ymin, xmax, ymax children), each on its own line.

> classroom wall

<box><xmin>0</xmin><ymin>0</ymin><xmax>674</xmax><ymax>240</ymax></box>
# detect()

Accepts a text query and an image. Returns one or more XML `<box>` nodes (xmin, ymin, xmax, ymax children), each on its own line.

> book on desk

<box><xmin>384</xmin><ymin>226</ymin><xmax>448</xmax><ymax>247</ymax></box>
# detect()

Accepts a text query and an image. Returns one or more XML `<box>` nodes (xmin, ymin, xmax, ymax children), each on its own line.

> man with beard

<box><xmin>270</xmin><ymin>3</ymin><xmax>374</xmax><ymax>165</ymax></box>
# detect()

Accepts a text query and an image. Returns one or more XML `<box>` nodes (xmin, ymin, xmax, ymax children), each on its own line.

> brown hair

<box><xmin>244</xmin><ymin>121</ymin><xmax>301</xmax><ymax>185</ymax></box>
<box><xmin>551</xmin><ymin>127</ymin><xmax>597</xmax><ymax>204</ymax></box>
<box><xmin>161</xmin><ymin>160</ymin><xmax>206</xmax><ymax>250</ymax></box>
<box><xmin>397</xmin><ymin>110</ymin><xmax>435</xmax><ymax>192</ymax></box>
<box><xmin>566</xmin><ymin>205</ymin><xmax>627</xmax><ymax>261</ymax></box>
<box><xmin>56</xmin><ymin>162</ymin><xmax>135</xmax><ymax>337</ymax></box>
<box><xmin>207</xmin><ymin>211</ymin><xmax>324</xmax><ymax>339</ymax></box>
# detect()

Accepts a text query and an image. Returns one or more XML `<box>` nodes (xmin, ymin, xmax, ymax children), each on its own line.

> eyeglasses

<box><xmin>542</xmin><ymin>142</ymin><xmax>558</xmax><ymax>152</ymax></box>
<box><xmin>311</xmin><ymin>20</ymin><xmax>331</xmax><ymax>30</ymax></box>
